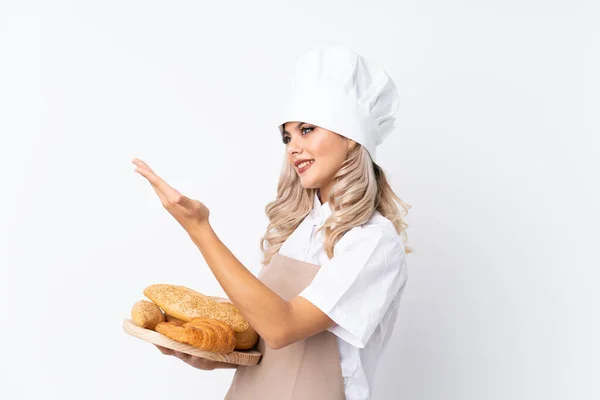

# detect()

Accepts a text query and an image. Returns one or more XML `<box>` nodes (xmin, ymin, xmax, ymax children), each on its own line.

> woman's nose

<box><xmin>287</xmin><ymin>135</ymin><xmax>303</xmax><ymax>156</ymax></box>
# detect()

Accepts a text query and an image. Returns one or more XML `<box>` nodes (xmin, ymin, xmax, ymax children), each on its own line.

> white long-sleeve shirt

<box><xmin>277</xmin><ymin>192</ymin><xmax>408</xmax><ymax>400</ymax></box>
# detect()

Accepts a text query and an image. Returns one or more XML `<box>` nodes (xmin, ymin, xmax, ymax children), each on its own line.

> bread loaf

<box><xmin>131</xmin><ymin>300</ymin><xmax>165</xmax><ymax>329</ymax></box>
<box><xmin>234</xmin><ymin>325</ymin><xmax>259</xmax><ymax>350</ymax></box>
<box><xmin>217</xmin><ymin>302</ymin><xmax>259</xmax><ymax>350</ymax></box>
<box><xmin>143</xmin><ymin>284</ymin><xmax>249</xmax><ymax>332</ymax></box>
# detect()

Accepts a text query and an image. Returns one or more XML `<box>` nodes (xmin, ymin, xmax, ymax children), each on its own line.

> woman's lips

<box><xmin>297</xmin><ymin>160</ymin><xmax>314</xmax><ymax>174</ymax></box>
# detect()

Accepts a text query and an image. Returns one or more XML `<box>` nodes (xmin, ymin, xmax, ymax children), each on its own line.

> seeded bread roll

<box><xmin>131</xmin><ymin>300</ymin><xmax>165</xmax><ymax>329</ymax></box>
<box><xmin>143</xmin><ymin>284</ymin><xmax>249</xmax><ymax>332</ymax></box>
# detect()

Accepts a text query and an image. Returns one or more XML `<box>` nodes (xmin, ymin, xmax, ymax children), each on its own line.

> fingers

<box><xmin>132</xmin><ymin>158</ymin><xmax>182</xmax><ymax>203</ymax></box>
<box><xmin>173</xmin><ymin>351</ymin><xmax>191</xmax><ymax>362</ymax></box>
<box><xmin>188</xmin><ymin>357</ymin><xmax>215</xmax><ymax>370</ymax></box>
<box><xmin>155</xmin><ymin>346</ymin><xmax>216</xmax><ymax>370</ymax></box>
<box><xmin>133</xmin><ymin>165</ymin><xmax>169</xmax><ymax>204</ymax></box>
<box><xmin>174</xmin><ymin>352</ymin><xmax>210</xmax><ymax>369</ymax></box>
<box><xmin>155</xmin><ymin>345</ymin><xmax>190</xmax><ymax>362</ymax></box>
<box><xmin>157</xmin><ymin>346</ymin><xmax>190</xmax><ymax>362</ymax></box>
<box><xmin>155</xmin><ymin>345</ymin><xmax>174</xmax><ymax>355</ymax></box>
<box><xmin>131</xmin><ymin>158</ymin><xmax>168</xmax><ymax>201</ymax></box>
<box><xmin>132</xmin><ymin>158</ymin><xmax>156</xmax><ymax>174</ymax></box>
<box><xmin>132</xmin><ymin>159</ymin><xmax>191</xmax><ymax>211</ymax></box>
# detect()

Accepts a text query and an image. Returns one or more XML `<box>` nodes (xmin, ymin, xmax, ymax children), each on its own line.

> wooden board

<box><xmin>123</xmin><ymin>319</ymin><xmax>262</xmax><ymax>366</ymax></box>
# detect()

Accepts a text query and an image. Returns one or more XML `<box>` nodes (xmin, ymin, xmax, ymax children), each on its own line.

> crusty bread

<box><xmin>217</xmin><ymin>303</ymin><xmax>259</xmax><ymax>350</ymax></box>
<box><xmin>155</xmin><ymin>318</ymin><xmax>236</xmax><ymax>353</ymax></box>
<box><xmin>131</xmin><ymin>300</ymin><xmax>165</xmax><ymax>329</ymax></box>
<box><xmin>234</xmin><ymin>325</ymin><xmax>259</xmax><ymax>350</ymax></box>
<box><xmin>143</xmin><ymin>284</ymin><xmax>249</xmax><ymax>332</ymax></box>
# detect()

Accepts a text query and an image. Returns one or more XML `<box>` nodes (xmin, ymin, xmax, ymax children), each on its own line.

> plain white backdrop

<box><xmin>1</xmin><ymin>1</ymin><xmax>598</xmax><ymax>399</ymax></box>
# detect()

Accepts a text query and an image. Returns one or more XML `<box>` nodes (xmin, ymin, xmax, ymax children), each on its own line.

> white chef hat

<box><xmin>277</xmin><ymin>45</ymin><xmax>400</xmax><ymax>163</ymax></box>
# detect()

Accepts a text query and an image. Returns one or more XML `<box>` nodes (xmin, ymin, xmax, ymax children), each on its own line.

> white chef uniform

<box><xmin>278</xmin><ymin>191</ymin><xmax>409</xmax><ymax>400</ymax></box>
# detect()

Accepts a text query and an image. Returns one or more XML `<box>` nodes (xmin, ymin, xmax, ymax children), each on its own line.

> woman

<box><xmin>134</xmin><ymin>45</ymin><xmax>412</xmax><ymax>400</ymax></box>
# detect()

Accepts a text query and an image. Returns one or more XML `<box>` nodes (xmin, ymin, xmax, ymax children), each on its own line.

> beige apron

<box><xmin>224</xmin><ymin>252</ymin><xmax>346</xmax><ymax>400</ymax></box>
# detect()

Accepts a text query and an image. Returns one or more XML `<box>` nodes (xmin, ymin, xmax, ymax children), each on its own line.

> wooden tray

<box><xmin>123</xmin><ymin>319</ymin><xmax>262</xmax><ymax>366</ymax></box>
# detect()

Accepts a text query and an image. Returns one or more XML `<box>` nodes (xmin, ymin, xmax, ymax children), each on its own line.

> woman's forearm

<box><xmin>187</xmin><ymin>221</ymin><xmax>290</xmax><ymax>349</ymax></box>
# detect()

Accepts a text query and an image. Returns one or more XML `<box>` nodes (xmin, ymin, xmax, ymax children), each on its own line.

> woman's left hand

<box><xmin>155</xmin><ymin>345</ymin><xmax>237</xmax><ymax>370</ymax></box>
<box><xmin>132</xmin><ymin>158</ymin><xmax>210</xmax><ymax>233</ymax></box>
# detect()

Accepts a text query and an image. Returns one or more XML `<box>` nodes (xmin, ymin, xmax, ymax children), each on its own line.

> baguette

<box><xmin>143</xmin><ymin>284</ymin><xmax>249</xmax><ymax>332</ymax></box>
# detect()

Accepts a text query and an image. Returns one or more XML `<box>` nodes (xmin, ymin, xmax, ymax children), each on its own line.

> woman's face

<box><xmin>282</xmin><ymin>121</ymin><xmax>356</xmax><ymax>199</ymax></box>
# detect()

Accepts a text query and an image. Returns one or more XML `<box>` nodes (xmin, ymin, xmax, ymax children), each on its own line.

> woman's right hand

<box><xmin>155</xmin><ymin>345</ymin><xmax>238</xmax><ymax>370</ymax></box>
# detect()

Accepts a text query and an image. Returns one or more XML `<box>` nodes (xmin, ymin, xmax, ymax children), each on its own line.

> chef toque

<box><xmin>278</xmin><ymin>45</ymin><xmax>400</xmax><ymax>163</ymax></box>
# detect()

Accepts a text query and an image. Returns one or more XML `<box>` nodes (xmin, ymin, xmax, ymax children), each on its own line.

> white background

<box><xmin>1</xmin><ymin>1</ymin><xmax>598</xmax><ymax>399</ymax></box>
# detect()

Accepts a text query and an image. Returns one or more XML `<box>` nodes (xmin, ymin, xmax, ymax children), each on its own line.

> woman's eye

<box><xmin>282</xmin><ymin>127</ymin><xmax>315</xmax><ymax>144</ymax></box>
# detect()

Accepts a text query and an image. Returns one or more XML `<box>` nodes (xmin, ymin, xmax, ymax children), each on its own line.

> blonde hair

<box><xmin>259</xmin><ymin>144</ymin><xmax>412</xmax><ymax>267</ymax></box>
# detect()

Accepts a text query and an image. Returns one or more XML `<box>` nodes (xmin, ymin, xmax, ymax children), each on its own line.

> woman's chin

<box><xmin>299</xmin><ymin>179</ymin><xmax>318</xmax><ymax>189</ymax></box>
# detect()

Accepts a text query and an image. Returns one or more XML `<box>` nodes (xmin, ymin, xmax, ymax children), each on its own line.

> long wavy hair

<box><xmin>259</xmin><ymin>143</ymin><xmax>412</xmax><ymax>267</ymax></box>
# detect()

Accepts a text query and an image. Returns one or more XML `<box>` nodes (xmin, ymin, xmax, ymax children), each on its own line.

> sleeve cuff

<box><xmin>298</xmin><ymin>288</ymin><xmax>373</xmax><ymax>349</ymax></box>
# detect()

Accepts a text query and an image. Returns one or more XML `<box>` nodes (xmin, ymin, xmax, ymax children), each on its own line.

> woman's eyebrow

<box><xmin>282</xmin><ymin>121</ymin><xmax>305</xmax><ymax>135</ymax></box>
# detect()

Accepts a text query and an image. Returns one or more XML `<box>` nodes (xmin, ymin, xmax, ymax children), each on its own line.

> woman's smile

<box><xmin>297</xmin><ymin>159</ymin><xmax>314</xmax><ymax>173</ymax></box>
